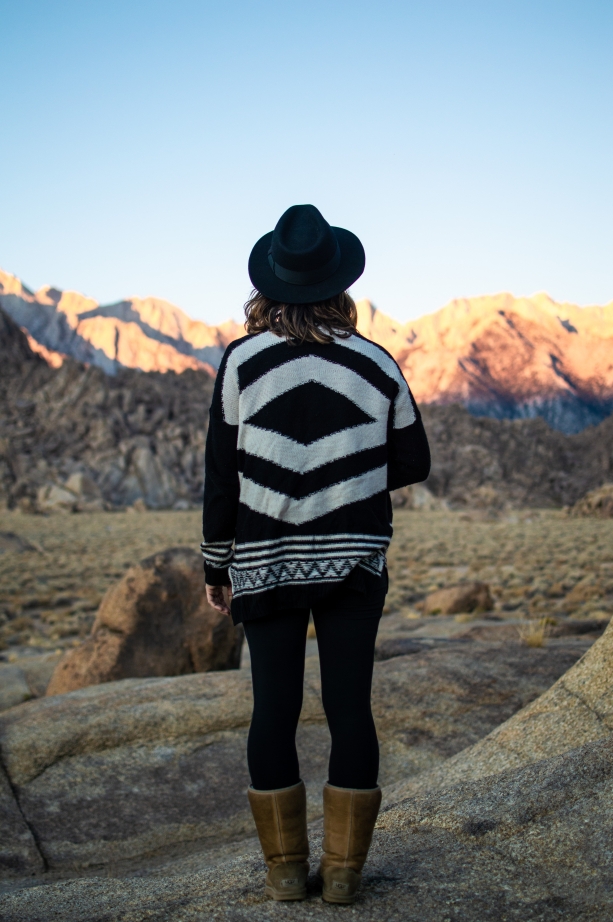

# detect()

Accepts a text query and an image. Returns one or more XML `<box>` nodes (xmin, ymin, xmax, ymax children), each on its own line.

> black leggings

<box><xmin>243</xmin><ymin>580</ymin><xmax>384</xmax><ymax>791</ymax></box>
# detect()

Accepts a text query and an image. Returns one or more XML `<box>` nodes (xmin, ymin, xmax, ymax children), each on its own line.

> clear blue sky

<box><xmin>1</xmin><ymin>0</ymin><xmax>612</xmax><ymax>325</ymax></box>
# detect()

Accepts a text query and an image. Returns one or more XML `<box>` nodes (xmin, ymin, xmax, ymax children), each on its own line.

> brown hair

<box><xmin>244</xmin><ymin>290</ymin><xmax>358</xmax><ymax>345</ymax></box>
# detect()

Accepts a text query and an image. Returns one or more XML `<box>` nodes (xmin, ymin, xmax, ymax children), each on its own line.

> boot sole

<box><xmin>322</xmin><ymin>890</ymin><xmax>357</xmax><ymax>904</ymax></box>
<box><xmin>266</xmin><ymin>885</ymin><xmax>307</xmax><ymax>901</ymax></box>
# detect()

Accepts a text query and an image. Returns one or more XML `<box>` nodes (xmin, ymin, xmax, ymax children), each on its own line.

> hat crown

<box><xmin>270</xmin><ymin>204</ymin><xmax>338</xmax><ymax>272</ymax></box>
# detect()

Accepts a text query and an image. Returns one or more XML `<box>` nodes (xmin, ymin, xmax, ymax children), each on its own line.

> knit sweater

<box><xmin>201</xmin><ymin>330</ymin><xmax>430</xmax><ymax>622</ymax></box>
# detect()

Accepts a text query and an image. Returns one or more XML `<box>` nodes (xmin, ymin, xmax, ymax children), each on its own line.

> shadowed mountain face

<box><xmin>1</xmin><ymin>268</ymin><xmax>612</xmax><ymax>432</ymax></box>
<box><xmin>0</xmin><ymin>308</ymin><xmax>214</xmax><ymax>511</ymax></box>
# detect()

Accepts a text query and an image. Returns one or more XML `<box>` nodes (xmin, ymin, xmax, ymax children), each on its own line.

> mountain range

<box><xmin>2</xmin><ymin>268</ymin><xmax>612</xmax><ymax>433</ymax></box>
<box><xmin>2</xmin><ymin>306</ymin><xmax>611</xmax><ymax>513</ymax></box>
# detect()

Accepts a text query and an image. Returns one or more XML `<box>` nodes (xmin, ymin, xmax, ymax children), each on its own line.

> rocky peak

<box><xmin>2</xmin><ymin>268</ymin><xmax>613</xmax><ymax>432</ymax></box>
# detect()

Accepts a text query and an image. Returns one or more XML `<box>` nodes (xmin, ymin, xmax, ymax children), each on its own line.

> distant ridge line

<box><xmin>1</xmin><ymin>267</ymin><xmax>612</xmax><ymax>433</ymax></box>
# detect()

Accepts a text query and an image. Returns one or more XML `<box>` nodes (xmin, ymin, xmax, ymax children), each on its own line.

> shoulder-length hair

<box><xmin>244</xmin><ymin>290</ymin><xmax>358</xmax><ymax>345</ymax></box>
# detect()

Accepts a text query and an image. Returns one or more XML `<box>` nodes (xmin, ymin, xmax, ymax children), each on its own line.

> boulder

<box><xmin>63</xmin><ymin>471</ymin><xmax>98</xmax><ymax>498</ymax></box>
<box><xmin>0</xmin><ymin>654</ymin><xmax>62</xmax><ymax>713</ymax></box>
<box><xmin>422</xmin><ymin>580</ymin><xmax>493</xmax><ymax>615</ymax></box>
<box><xmin>36</xmin><ymin>483</ymin><xmax>77</xmax><ymax>514</ymax></box>
<box><xmin>0</xmin><ymin>665</ymin><xmax>32</xmax><ymax>711</ymax></box>
<box><xmin>571</xmin><ymin>482</ymin><xmax>613</xmax><ymax>518</ymax></box>
<box><xmin>46</xmin><ymin>547</ymin><xmax>242</xmax><ymax>695</ymax></box>
<box><xmin>128</xmin><ymin>444</ymin><xmax>178</xmax><ymax>509</ymax></box>
<box><xmin>0</xmin><ymin>637</ymin><xmax>588</xmax><ymax>874</ymax></box>
<box><xmin>389</xmin><ymin>483</ymin><xmax>444</xmax><ymax>510</ymax></box>
<box><xmin>63</xmin><ymin>472</ymin><xmax>105</xmax><ymax>511</ymax></box>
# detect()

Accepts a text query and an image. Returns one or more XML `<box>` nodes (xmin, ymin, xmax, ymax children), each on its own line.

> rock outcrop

<box><xmin>2</xmin><ymin>736</ymin><xmax>612</xmax><ymax>920</ymax></box>
<box><xmin>0</xmin><ymin>636</ymin><xmax>587</xmax><ymax>876</ymax></box>
<box><xmin>0</xmin><ymin>762</ymin><xmax>44</xmax><ymax>878</ymax></box>
<box><xmin>0</xmin><ymin>309</ymin><xmax>213</xmax><ymax>510</ymax></box>
<box><xmin>570</xmin><ymin>482</ymin><xmax>613</xmax><ymax>518</ymax></box>
<box><xmin>2</xmin><ymin>305</ymin><xmax>613</xmax><ymax>511</ymax></box>
<box><xmin>46</xmin><ymin>548</ymin><xmax>242</xmax><ymax>695</ymax></box>
<box><xmin>386</xmin><ymin>613</ymin><xmax>613</xmax><ymax>805</ymax></box>
<box><xmin>421</xmin><ymin>401</ymin><xmax>613</xmax><ymax>508</ymax></box>
<box><xmin>421</xmin><ymin>581</ymin><xmax>493</xmax><ymax>615</ymax></box>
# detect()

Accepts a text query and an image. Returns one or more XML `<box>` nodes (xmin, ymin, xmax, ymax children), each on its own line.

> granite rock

<box><xmin>2</xmin><ymin>736</ymin><xmax>612</xmax><ymax>920</ymax></box>
<box><xmin>36</xmin><ymin>483</ymin><xmax>78</xmax><ymax>514</ymax></box>
<box><xmin>422</xmin><ymin>580</ymin><xmax>493</xmax><ymax>615</ymax></box>
<box><xmin>0</xmin><ymin>762</ymin><xmax>44</xmax><ymax>877</ymax></box>
<box><xmin>387</xmin><ymin>611</ymin><xmax>613</xmax><ymax>805</ymax></box>
<box><xmin>0</xmin><ymin>665</ymin><xmax>32</xmax><ymax>711</ymax></box>
<box><xmin>46</xmin><ymin>547</ymin><xmax>243</xmax><ymax>695</ymax></box>
<box><xmin>0</xmin><ymin>638</ymin><xmax>588</xmax><ymax>874</ymax></box>
<box><xmin>570</xmin><ymin>482</ymin><xmax>613</xmax><ymax>518</ymax></box>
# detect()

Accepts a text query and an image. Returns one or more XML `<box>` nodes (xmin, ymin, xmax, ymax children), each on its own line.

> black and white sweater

<box><xmin>201</xmin><ymin>330</ymin><xmax>430</xmax><ymax>622</ymax></box>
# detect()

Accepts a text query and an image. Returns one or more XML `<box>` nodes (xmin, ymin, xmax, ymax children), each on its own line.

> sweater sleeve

<box><xmin>201</xmin><ymin>348</ymin><xmax>240</xmax><ymax>586</ymax></box>
<box><xmin>387</xmin><ymin>373</ymin><xmax>431</xmax><ymax>491</ymax></box>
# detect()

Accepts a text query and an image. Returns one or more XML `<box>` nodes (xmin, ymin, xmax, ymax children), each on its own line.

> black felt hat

<box><xmin>248</xmin><ymin>204</ymin><xmax>365</xmax><ymax>304</ymax></box>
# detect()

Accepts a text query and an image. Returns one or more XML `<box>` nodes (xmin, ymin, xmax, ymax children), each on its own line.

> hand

<box><xmin>206</xmin><ymin>583</ymin><xmax>232</xmax><ymax>616</ymax></box>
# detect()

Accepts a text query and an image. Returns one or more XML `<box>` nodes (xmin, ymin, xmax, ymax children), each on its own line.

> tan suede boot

<box><xmin>247</xmin><ymin>780</ymin><xmax>310</xmax><ymax>901</ymax></box>
<box><xmin>319</xmin><ymin>782</ymin><xmax>382</xmax><ymax>904</ymax></box>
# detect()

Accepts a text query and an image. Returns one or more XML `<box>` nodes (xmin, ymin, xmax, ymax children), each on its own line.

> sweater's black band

<box><xmin>203</xmin><ymin>562</ymin><xmax>231</xmax><ymax>586</ymax></box>
<box><xmin>267</xmin><ymin>244</ymin><xmax>341</xmax><ymax>287</ymax></box>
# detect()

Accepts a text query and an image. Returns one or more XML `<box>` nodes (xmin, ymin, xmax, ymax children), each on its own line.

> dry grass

<box><xmin>0</xmin><ymin>507</ymin><xmax>612</xmax><ymax>657</ymax></box>
<box><xmin>517</xmin><ymin>618</ymin><xmax>553</xmax><ymax>648</ymax></box>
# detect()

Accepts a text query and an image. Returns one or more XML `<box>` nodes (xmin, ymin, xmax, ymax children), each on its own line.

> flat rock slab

<box><xmin>0</xmin><ymin>638</ymin><xmax>591</xmax><ymax>878</ymax></box>
<box><xmin>3</xmin><ymin>736</ymin><xmax>612</xmax><ymax>921</ymax></box>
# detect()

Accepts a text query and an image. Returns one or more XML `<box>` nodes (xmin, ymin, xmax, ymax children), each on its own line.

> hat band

<box><xmin>267</xmin><ymin>243</ymin><xmax>341</xmax><ymax>286</ymax></box>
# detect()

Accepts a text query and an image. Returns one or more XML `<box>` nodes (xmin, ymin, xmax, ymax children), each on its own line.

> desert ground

<box><xmin>1</xmin><ymin>507</ymin><xmax>613</xmax><ymax>920</ymax></box>
<box><xmin>1</xmin><ymin>506</ymin><xmax>612</xmax><ymax>664</ymax></box>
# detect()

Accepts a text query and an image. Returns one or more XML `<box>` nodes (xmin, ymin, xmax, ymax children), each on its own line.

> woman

<box><xmin>201</xmin><ymin>204</ymin><xmax>430</xmax><ymax>904</ymax></box>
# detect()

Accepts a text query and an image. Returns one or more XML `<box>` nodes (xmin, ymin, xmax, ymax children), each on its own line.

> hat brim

<box><xmin>248</xmin><ymin>226</ymin><xmax>365</xmax><ymax>304</ymax></box>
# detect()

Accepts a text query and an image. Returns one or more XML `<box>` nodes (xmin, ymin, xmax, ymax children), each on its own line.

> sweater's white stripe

<box><xmin>236</xmin><ymin>541</ymin><xmax>389</xmax><ymax>562</ymax></box>
<box><xmin>221</xmin><ymin>331</ymin><xmax>281</xmax><ymax>425</ymax></box>
<box><xmin>202</xmin><ymin>548</ymin><xmax>234</xmax><ymax>560</ymax></box>
<box><xmin>239</xmin><ymin>465</ymin><xmax>387</xmax><ymax>525</ymax></box>
<box><xmin>239</xmin><ymin>419</ymin><xmax>387</xmax><ymax>473</ymax></box>
<box><xmin>235</xmin><ymin>540</ymin><xmax>386</xmax><ymax>562</ymax></box>
<box><xmin>239</xmin><ymin>355</ymin><xmax>388</xmax><ymax>422</ymax></box>
<box><xmin>335</xmin><ymin>335</ymin><xmax>416</xmax><ymax>428</ymax></box>
<box><xmin>232</xmin><ymin>551</ymin><xmax>384</xmax><ymax>569</ymax></box>
<box><xmin>235</xmin><ymin>533</ymin><xmax>387</xmax><ymax>549</ymax></box>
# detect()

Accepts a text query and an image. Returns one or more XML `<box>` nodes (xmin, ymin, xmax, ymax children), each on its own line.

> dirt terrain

<box><xmin>1</xmin><ymin>507</ymin><xmax>611</xmax><ymax>667</ymax></box>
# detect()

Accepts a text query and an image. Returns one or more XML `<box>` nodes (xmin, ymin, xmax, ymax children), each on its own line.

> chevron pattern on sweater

<box><xmin>201</xmin><ymin>330</ymin><xmax>431</xmax><ymax>617</ymax></box>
